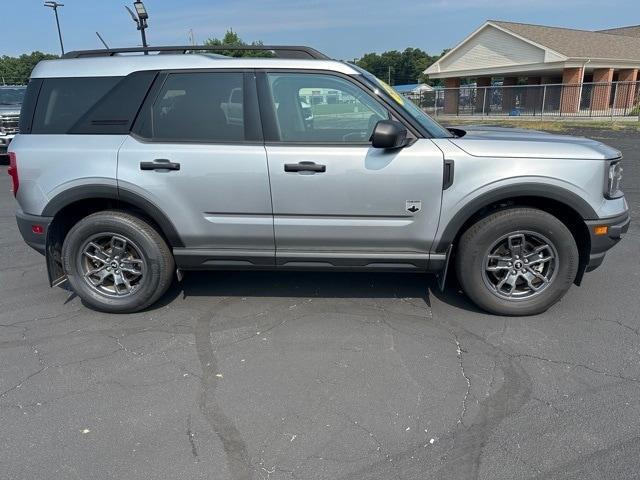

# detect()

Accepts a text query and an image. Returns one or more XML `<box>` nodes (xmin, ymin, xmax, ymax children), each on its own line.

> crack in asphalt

<box><xmin>187</xmin><ymin>414</ymin><xmax>199</xmax><ymax>461</ymax></box>
<box><xmin>594</xmin><ymin>316</ymin><xmax>640</xmax><ymax>337</ymax></box>
<box><xmin>0</xmin><ymin>366</ymin><xmax>49</xmax><ymax>399</ymax></box>
<box><xmin>453</xmin><ymin>333</ymin><xmax>472</xmax><ymax>428</ymax></box>
<box><xmin>510</xmin><ymin>352</ymin><xmax>640</xmax><ymax>384</ymax></box>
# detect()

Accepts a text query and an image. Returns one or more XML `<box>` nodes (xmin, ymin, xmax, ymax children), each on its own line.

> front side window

<box><xmin>266</xmin><ymin>73</ymin><xmax>389</xmax><ymax>143</ymax></box>
<box><xmin>151</xmin><ymin>72</ymin><xmax>245</xmax><ymax>142</ymax></box>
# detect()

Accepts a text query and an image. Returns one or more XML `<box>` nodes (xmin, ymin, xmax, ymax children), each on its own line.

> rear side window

<box><xmin>147</xmin><ymin>72</ymin><xmax>246</xmax><ymax>142</ymax></box>
<box><xmin>31</xmin><ymin>77</ymin><xmax>120</xmax><ymax>134</ymax></box>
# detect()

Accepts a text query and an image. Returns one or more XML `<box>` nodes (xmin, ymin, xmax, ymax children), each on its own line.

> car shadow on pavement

<box><xmin>149</xmin><ymin>270</ymin><xmax>487</xmax><ymax>315</ymax></box>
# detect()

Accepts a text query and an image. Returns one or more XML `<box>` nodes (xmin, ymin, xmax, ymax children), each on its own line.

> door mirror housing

<box><xmin>370</xmin><ymin>120</ymin><xmax>409</xmax><ymax>149</ymax></box>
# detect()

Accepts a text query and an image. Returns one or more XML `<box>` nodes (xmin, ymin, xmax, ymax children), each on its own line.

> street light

<box><xmin>44</xmin><ymin>1</ymin><xmax>65</xmax><ymax>55</ymax></box>
<box><xmin>125</xmin><ymin>1</ymin><xmax>149</xmax><ymax>54</ymax></box>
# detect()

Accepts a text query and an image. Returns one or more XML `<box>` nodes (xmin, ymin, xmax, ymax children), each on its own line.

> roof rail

<box><xmin>63</xmin><ymin>45</ymin><xmax>330</xmax><ymax>60</ymax></box>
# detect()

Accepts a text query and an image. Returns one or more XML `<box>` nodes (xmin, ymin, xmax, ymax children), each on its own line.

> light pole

<box><xmin>44</xmin><ymin>1</ymin><xmax>65</xmax><ymax>55</ymax></box>
<box><xmin>125</xmin><ymin>1</ymin><xmax>149</xmax><ymax>53</ymax></box>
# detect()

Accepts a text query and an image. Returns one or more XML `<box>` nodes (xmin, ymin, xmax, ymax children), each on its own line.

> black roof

<box><xmin>63</xmin><ymin>45</ymin><xmax>330</xmax><ymax>60</ymax></box>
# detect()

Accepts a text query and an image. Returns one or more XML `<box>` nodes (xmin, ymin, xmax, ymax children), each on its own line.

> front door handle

<box><xmin>284</xmin><ymin>161</ymin><xmax>326</xmax><ymax>173</ymax></box>
<box><xmin>140</xmin><ymin>159</ymin><xmax>181</xmax><ymax>171</ymax></box>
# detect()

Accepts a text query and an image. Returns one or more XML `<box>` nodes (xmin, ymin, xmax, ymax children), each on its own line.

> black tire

<box><xmin>455</xmin><ymin>207</ymin><xmax>579</xmax><ymax>316</ymax></box>
<box><xmin>62</xmin><ymin>210</ymin><xmax>174</xmax><ymax>313</ymax></box>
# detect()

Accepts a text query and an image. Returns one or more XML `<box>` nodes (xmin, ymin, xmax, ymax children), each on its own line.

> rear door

<box><xmin>117</xmin><ymin>70</ymin><xmax>275</xmax><ymax>267</ymax></box>
<box><xmin>258</xmin><ymin>71</ymin><xmax>444</xmax><ymax>269</ymax></box>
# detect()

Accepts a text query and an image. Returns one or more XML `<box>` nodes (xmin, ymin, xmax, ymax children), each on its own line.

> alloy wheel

<box><xmin>482</xmin><ymin>231</ymin><xmax>559</xmax><ymax>300</ymax></box>
<box><xmin>79</xmin><ymin>233</ymin><xmax>145</xmax><ymax>297</ymax></box>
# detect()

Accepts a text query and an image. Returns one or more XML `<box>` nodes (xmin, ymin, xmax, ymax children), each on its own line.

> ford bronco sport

<box><xmin>8</xmin><ymin>45</ymin><xmax>630</xmax><ymax>315</ymax></box>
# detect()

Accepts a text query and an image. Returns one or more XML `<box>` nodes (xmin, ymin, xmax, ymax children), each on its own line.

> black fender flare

<box><xmin>42</xmin><ymin>184</ymin><xmax>184</xmax><ymax>247</ymax></box>
<box><xmin>433</xmin><ymin>183</ymin><xmax>597</xmax><ymax>253</ymax></box>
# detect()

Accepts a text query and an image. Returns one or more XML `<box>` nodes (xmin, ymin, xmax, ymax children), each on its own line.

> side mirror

<box><xmin>370</xmin><ymin>120</ymin><xmax>409</xmax><ymax>149</ymax></box>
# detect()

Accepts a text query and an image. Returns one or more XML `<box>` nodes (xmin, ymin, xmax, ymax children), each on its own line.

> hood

<box><xmin>448</xmin><ymin>125</ymin><xmax>621</xmax><ymax>160</ymax></box>
<box><xmin>0</xmin><ymin>104</ymin><xmax>21</xmax><ymax>116</ymax></box>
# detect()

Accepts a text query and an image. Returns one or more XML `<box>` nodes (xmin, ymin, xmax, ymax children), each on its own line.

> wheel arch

<box><xmin>435</xmin><ymin>184</ymin><xmax>594</xmax><ymax>284</ymax></box>
<box><xmin>43</xmin><ymin>185</ymin><xmax>184</xmax><ymax>249</ymax></box>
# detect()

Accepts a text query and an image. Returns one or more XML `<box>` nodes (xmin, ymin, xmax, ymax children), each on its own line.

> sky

<box><xmin>4</xmin><ymin>0</ymin><xmax>640</xmax><ymax>60</ymax></box>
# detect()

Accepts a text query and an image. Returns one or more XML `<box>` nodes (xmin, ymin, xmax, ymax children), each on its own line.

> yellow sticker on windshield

<box><xmin>376</xmin><ymin>78</ymin><xmax>405</xmax><ymax>106</ymax></box>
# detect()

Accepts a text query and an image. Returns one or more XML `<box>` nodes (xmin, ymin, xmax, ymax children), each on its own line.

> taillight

<box><xmin>7</xmin><ymin>152</ymin><xmax>18</xmax><ymax>197</ymax></box>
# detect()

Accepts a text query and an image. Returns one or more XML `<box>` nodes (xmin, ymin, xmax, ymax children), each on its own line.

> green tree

<box><xmin>0</xmin><ymin>51</ymin><xmax>58</xmax><ymax>85</ymax></box>
<box><xmin>354</xmin><ymin>47</ymin><xmax>445</xmax><ymax>86</ymax></box>
<box><xmin>204</xmin><ymin>29</ymin><xmax>273</xmax><ymax>57</ymax></box>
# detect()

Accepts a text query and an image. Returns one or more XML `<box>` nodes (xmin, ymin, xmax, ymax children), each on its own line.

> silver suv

<box><xmin>8</xmin><ymin>45</ymin><xmax>630</xmax><ymax>315</ymax></box>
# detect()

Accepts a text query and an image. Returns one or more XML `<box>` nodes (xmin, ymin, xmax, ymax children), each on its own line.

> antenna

<box><xmin>96</xmin><ymin>32</ymin><xmax>110</xmax><ymax>49</ymax></box>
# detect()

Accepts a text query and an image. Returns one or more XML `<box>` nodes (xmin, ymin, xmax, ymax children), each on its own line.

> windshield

<box><xmin>350</xmin><ymin>64</ymin><xmax>452</xmax><ymax>138</ymax></box>
<box><xmin>0</xmin><ymin>87</ymin><xmax>26</xmax><ymax>106</ymax></box>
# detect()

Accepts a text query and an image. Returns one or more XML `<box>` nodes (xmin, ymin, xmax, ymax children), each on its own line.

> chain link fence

<box><xmin>403</xmin><ymin>81</ymin><xmax>640</xmax><ymax>119</ymax></box>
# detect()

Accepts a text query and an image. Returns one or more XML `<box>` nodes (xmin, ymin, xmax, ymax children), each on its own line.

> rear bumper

<box><xmin>585</xmin><ymin>211</ymin><xmax>630</xmax><ymax>271</ymax></box>
<box><xmin>16</xmin><ymin>211</ymin><xmax>52</xmax><ymax>255</ymax></box>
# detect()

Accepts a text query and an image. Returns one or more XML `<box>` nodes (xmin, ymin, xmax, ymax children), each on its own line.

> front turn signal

<box><xmin>593</xmin><ymin>226</ymin><xmax>609</xmax><ymax>236</ymax></box>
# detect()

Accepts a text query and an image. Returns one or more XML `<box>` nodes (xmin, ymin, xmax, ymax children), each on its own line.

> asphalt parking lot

<box><xmin>1</xmin><ymin>127</ymin><xmax>639</xmax><ymax>480</ymax></box>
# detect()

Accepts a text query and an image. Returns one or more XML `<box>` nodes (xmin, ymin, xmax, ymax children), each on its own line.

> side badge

<box><xmin>406</xmin><ymin>200</ymin><xmax>421</xmax><ymax>214</ymax></box>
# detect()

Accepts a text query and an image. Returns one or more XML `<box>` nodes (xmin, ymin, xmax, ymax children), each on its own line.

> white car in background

<box><xmin>0</xmin><ymin>86</ymin><xmax>25</xmax><ymax>157</ymax></box>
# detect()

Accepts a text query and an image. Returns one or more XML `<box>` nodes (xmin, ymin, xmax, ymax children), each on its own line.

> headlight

<box><xmin>605</xmin><ymin>161</ymin><xmax>623</xmax><ymax>199</ymax></box>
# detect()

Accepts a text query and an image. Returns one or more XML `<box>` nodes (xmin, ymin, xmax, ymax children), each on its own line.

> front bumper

<box><xmin>16</xmin><ymin>211</ymin><xmax>53</xmax><ymax>255</ymax></box>
<box><xmin>585</xmin><ymin>211</ymin><xmax>630</xmax><ymax>271</ymax></box>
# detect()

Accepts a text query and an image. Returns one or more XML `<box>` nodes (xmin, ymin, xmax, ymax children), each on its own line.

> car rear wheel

<box><xmin>62</xmin><ymin>211</ymin><xmax>174</xmax><ymax>313</ymax></box>
<box><xmin>455</xmin><ymin>207</ymin><xmax>579</xmax><ymax>316</ymax></box>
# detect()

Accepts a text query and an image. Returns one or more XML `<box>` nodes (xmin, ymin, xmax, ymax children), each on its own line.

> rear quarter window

<box><xmin>31</xmin><ymin>77</ymin><xmax>121</xmax><ymax>134</ymax></box>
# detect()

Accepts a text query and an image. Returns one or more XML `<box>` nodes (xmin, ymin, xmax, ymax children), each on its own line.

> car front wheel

<box><xmin>455</xmin><ymin>207</ymin><xmax>579</xmax><ymax>316</ymax></box>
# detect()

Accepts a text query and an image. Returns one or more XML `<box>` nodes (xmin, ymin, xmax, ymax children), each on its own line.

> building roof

<box><xmin>425</xmin><ymin>20</ymin><xmax>640</xmax><ymax>79</ymax></box>
<box><xmin>491</xmin><ymin>20</ymin><xmax>640</xmax><ymax>61</ymax></box>
<box><xmin>597</xmin><ymin>25</ymin><xmax>640</xmax><ymax>38</ymax></box>
<box><xmin>393</xmin><ymin>83</ymin><xmax>434</xmax><ymax>93</ymax></box>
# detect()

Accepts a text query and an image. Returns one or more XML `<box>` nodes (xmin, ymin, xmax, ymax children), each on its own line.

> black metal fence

<box><xmin>402</xmin><ymin>81</ymin><xmax>640</xmax><ymax>118</ymax></box>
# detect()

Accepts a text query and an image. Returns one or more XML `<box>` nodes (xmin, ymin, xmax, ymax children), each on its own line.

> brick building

<box><xmin>425</xmin><ymin>21</ymin><xmax>640</xmax><ymax>114</ymax></box>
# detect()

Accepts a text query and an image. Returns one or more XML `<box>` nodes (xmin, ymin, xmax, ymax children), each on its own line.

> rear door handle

<box><xmin>284</xmin><ymin>161</ymin><xmax>326</xmax><ymax>173</ymax></box>
<box><xmin>140</xmin><ymin>159</ymin><xmax>181</xmax><ymax>171</ymax></box>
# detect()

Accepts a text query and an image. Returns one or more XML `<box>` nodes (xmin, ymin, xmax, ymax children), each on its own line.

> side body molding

<box><xmin>433</xmin><ymin>182</ymin><xmax>598</xmax><ymax>253</ymax></box>
<box><xmin>42</xmin><ymin>184</ymin><xmax>185</xmax><ymax>247</ymax></box>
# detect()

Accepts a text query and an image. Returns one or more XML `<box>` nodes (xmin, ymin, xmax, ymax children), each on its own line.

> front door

<box><xmin>117</xmin><ymin>71</ymin><xmax>274</xmax><ymax>267</ymax></box>
<box><xmin>259</xmin><ymin>71</ymin><xmax>444</xmax><ymax>268</ymax></box>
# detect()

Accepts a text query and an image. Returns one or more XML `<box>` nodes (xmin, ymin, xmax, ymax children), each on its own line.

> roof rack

<box><xmin>63</xmin><ymin>45</ymin><xmax>330</xmax><ymax>60</ymax></box>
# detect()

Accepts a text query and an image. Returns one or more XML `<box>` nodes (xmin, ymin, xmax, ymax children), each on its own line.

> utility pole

<box><xmin>125</xmin><ymin>1</ymin><xmax>149</xmax><ymax>53</ymax></box>
<box><xmin>388</xmin><ymin>66</ymin><xmax>392</xmax><ymax>85</ymax></box>
<box><xmin>44</xmin><ymin>2</ymin><xmax>65</xmax><ymax>55</ymax></box>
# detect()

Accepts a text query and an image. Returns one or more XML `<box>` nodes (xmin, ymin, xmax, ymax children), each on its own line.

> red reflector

<box><xmin>31</xmin><ymin>225</ymin><xmax>44</xmax><ymax>235</ymax></box>
<box><xmin>7</xmin><ymin>152</ymin><xmax>19</xmax><ymax>197</ymax></box>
